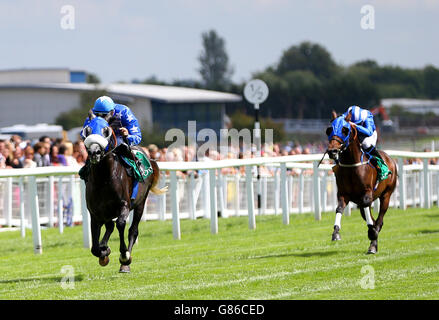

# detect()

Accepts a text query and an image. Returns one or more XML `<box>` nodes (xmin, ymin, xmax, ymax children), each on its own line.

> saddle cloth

<box><xmin>119</xmin><ymin>150</ymin><xmax>154</xmax><ymax>200</ymax></box>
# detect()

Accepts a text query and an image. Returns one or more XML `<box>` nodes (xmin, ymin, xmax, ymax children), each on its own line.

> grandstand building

<box><xmin>0</xmin><ymin>68</ymin><xmax>241</xmax><ymax>136</ymax></box>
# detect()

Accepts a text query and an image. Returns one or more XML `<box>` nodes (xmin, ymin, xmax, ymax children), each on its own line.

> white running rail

<box><xmin>1</xmin><ymin>150</ymin><xmax>439</xmax><ymax>253</ymax></box>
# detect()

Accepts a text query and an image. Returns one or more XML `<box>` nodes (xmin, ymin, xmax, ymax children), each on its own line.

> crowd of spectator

<box><xmin>1</xmin><ymin>134</ymin><xmax>434</xmax><ymax>175</ymax></box>
<box><xmin>0</xmin><ymin>135</ymin><xmax>86</xmax><ymax>170</ymax></box>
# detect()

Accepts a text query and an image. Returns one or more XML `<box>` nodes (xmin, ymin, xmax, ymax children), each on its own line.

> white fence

<box><xmin>1</xmin><ymin>150</ymin><xmax>439</xmax><ymax>254</ymax></box>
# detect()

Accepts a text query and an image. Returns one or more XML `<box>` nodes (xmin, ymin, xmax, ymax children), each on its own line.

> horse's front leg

<box><xmin>332</xmin><ymin>195</ymin><xmax>349</xmax><ymax>241</ymax></box>
<box><xmin>90</xmin><ymin>218</ymin><xmax>103</xmax><ymax>258</ymax></box>
<box><xmin>98</xmin><ymin>221</ymin><xmax>114</xmax><ymax>265</ymax></box>
<box><xmin>116</xmin><ymin>203</ymin><xmax>131</xmax><ymax>273</ymax></box>
<box><xmin>127</xmin><ymin>201</ymin><xmax>146</xmax><ymax>255</ymax></box>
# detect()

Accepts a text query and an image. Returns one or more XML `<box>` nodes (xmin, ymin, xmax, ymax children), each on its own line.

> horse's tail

<box><xmin>150</xmin><ymin>160</ymin><xmax>168</xmax><ymax>195</ymax></box>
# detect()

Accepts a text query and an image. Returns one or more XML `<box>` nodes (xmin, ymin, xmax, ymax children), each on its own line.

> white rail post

<box><xmin>188</xmin><ymin>173</ymin><xmax>196</xmax><ymax>220</ymax></box>
<box><xmin>280</xmin><ymin>162</ymin><xmax>289</xmax><ymax>225</ymax></box>
<box><xmin>261</xmin><ymin>176</ymin><xmax>267</xmax><ymax>215</ymax></box>
<box><xmin>423</xmin><ymin>158</ymin><xmax>430</xmax><ymax>208</ymax></box>
<box><xmin>217</xmin><ymin>172</ymin><xmax>225</xmax><ymax>218</ymax></box>
<box><xmin>221</xmin><ymin>175</ymin><xmax>229</xmax><ymax>218</ymax></box>
<box><xmin>48</xmin><ymin>176</ymin><xmax>55</xmax><ymax>228</ymax></box>
<box><xmin>245</xmin><ymin>165</ymin><xmax>256</xmax><ymax>230</ymax></box>
<box><xmin>288</xmin><ymin>175</ymin><xmax>293</xmax><ymax>214</ymax></box>
<box><xmin>19</xmin><ymin>177</ymin><xmax>26</xmax><ymax>238</ymax></box>
<box><xmin>298</xmin><ymin>171</ymin><xmax>304</xmax><ymax>214</ymax></box>
<box><xmin>313</xmin><ymin>161</ymin><xmax>322</xmax><ymax>221</ymax></box>
<box><xmin>209</xmin><ymin>168</ymin><xmax>218</xmax><ymax>234</ymax></box>
<box><xmin>437</xmin><ymin>173</ymin><xmax>439</xmax><ymax>207</ymax></box>
<box><xmin>5</xmin><ymin>177</ymin><xmax>12</xmax><ymax>227</ymax></box>
<box><xmin>398</xmin><ymin>158</ymin><xmax>406</xmax><ymax>210</ymax></box>
<box><xmin>234</xmin><ymin>174</ymin><xmax>240</xmax><ymax>216</ymax></box>
<box><xmin>80</xmin><ymin>180</ymin><xmax>91</xmax><ymax>249</ymax></box>
<box><xmin>202</xmin><ymin>171</ymin><xmax>210</xmax><ymax>218</ymax></box>
<box><xmin>345</xmin><ymin>202</ymin><xmax>352</xmax><ymax>216</ymax></box>
<box><xmin>159</xmin><ymin>174</ymin><xmax>166</xmax><ymax>221</ymax></box>
<box><xmin>322</xmin><ymin>173</ymin><xmax>327</xmax><ymax>213</ymax></box>
<box><xmin>274</xmin><ymin>169</ymin><xmax>280</xmax><ymax>215</ymax></box>
<box><xmin>170</xmin><ymin>171</ymin><xmax>181</xmax><ymax>240</ymax></box>
<box><xmin>28</xmin><ymin>176</ymin><xmax>42</xmax><ymax>254</ymax></box>
<box><xmin>57</xmin><ymin>176</ymin><xmax>64</xmax><ymax>233</ymax></box>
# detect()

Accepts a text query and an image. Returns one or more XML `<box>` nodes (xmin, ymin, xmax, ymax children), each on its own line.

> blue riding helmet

<box><xmin>328</xmin><ymin>116</ymin><xmax>351</xmax><ymax>146</ymax></box>
<box><xmin>92</xmin><ymin>96</ymin><xmax>115</xmax><ymax>114</ymax></box>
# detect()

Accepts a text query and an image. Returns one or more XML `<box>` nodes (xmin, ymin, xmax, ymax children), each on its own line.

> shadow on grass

<box><xmin>251</xmin><ymin>251</ymin><xmax>338</xmax><ymax>259</ymax></box>
<box><xmin>0</xmin><ymin>274</ymin><xmax>84</xmax><ymax>285</ymax></box>
<box><xmin>425</xmin><ymin>214</ymin><xmax>439</xmax><ymax>219</ymax></box>
<box><xmin>418</xmin><ymin>229</ymin><xmax>439</xmax><ymax>234</ymax></box>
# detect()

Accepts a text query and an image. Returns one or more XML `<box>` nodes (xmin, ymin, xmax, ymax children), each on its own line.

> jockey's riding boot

<box><xmin>78</xmin><ymin>158</ymin><xmax>90</xmax><ymax>183</ymax></box>
<box><xmin>365</xmin><ymin>146</ymin><xmax>389</xmax><ymax>181</ymax></box>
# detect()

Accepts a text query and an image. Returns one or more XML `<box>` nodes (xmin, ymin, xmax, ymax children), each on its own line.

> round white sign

<box><xmin>243</xmin><ymin>79</ymin><xmax>269</xmax><ymax>105</ymax></box>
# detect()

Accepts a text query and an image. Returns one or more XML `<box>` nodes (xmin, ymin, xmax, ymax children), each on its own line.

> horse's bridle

<box><xmin>325</xmin><ymin>124</ymin><xmax>358</xmax><ymax>164</ymax></box>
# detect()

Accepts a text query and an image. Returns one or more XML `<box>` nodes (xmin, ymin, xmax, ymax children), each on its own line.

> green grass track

<box><xmin>0</xmin><ymin>207</ymin><xmax>438</xmax><ymax>299</ymax></box>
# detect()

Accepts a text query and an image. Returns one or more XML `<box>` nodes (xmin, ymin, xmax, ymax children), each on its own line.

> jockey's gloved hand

<box><xmin>120</xmin><ymin>127</ymin><xmax>129</xmax><ymax>137</ymax></box>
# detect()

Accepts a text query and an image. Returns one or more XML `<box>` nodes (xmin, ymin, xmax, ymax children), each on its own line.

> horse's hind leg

<box><xmin>361</xmin><ymin>206</ymin><xmax>378</xmax><ymax>254</ymax></box>
<box><xmin>367</xmin><ymin>193</ymin><xmax>391</xmax><ymax>254</ymax></box>
<box><xmin>116</xmin><ymin>205</ymin><xmax>131</xmax><ymax>273</ymax></box>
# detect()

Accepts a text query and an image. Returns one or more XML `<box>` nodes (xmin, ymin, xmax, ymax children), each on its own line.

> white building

<box><xmin>0</xmin><ymin>68</ymin><xmax>241</xmax><ymax>136</ymax></box>
<box><xmin>381</xmin><ymin>98</ymin><xmax>439</xmax><ymax>115</ymax></box>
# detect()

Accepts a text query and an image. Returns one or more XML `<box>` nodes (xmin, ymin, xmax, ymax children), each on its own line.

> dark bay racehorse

<box><xmin>83</xmin><ymin>112</ymin><xmax>167</xmax><ymax>272</ymax></box>
<box><xmin>325</xmin><ymin>111</ymin><xmax>397</xmax><ymax>254</ymax></box>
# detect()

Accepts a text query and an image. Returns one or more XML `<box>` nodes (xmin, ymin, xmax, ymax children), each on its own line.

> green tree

<box><xmin>423</xmin><ymin>65</ymin><xmax>439</xmax><ymax>99</ymax></box>
<box><xmin>276</xmin><ymin>41</ymin><xmax>338</xmax><ymax>79</ymax></box>
<box><xmin>198</xmin><ymin>29</ymin><xmax>234</xmax><ymax>91</ymax></box>
<box><xmin>229</xmin><ymin>110</ymin><xmax>286</xmax><ymax>143</ymax></box>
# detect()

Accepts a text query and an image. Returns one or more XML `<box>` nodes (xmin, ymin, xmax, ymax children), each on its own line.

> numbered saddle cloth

<box><xmin>120</xmin><ymin>150</ymin><xmax>154</xmax><ymax>182</ymax></box>
<box><xmin>374</xmin><ymin>156</ymin><xmax>391</xmax><ymax>181</ymax></box>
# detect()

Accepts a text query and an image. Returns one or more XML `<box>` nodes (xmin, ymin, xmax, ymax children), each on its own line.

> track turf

<box><xmin>0</xmin><ymin>207</ymin><xmax>438</xmax><ymax>299</ymax></box>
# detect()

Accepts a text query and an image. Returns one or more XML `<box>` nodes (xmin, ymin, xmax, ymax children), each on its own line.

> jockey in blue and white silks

<box><xmin>81</xmin><ymin>96</ymin><xmax>142</xmax><ymax>147</ymax></box>
<box><xmin>343</xmin><ymin>105</ymin><xmax>389</xmax><ymax>181</ymax></box>
<box><xmin>79</xmin><ymin>96</ymin><xmax>143</xmax><ymax>182</ymax></box>
<box><xmin>343</xmin><ymin>106</ymin><xmax>377</xmax><ymax>150</ymax></box>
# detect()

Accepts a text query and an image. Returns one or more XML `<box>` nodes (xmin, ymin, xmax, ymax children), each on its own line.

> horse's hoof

<box><xmin>99</xmin><ymin>255</ymin><xmax>110</xmax><ymax>267</ymax></box>
<box><xmin>367</xmin><ymin>243</ymin><xmax>378</xmax><ymax>254</ymax></box>
<box><xmin>332</xmin><ymin>233</ymin><xmax>341</xmax><ymax>241</ymax></box>
<box><xmin>119</xmin><ymin>265</ymin><xmax>130</xmax><ymax>273</ymax></box>
<box><xmin>332</xmin><ymin>226</ymin><xmax>341</xmax><ymax>241</ymax></box>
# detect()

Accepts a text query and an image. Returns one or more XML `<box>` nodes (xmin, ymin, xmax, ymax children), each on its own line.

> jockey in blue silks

<box><xmin>78</xmin><ymin>96</ymin><xmax>143</xmax><ymax>182</ymax></box>
<box><xmin>343</xmin><ymin>105</ymin><xmax>389</xmax><ymax>181</ymax></box>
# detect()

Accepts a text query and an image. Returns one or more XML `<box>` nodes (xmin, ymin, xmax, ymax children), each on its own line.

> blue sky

<box><xmin>1</xmin><ymin>0</ymin><xmax>438</xmax><ymax>84</ymax></box>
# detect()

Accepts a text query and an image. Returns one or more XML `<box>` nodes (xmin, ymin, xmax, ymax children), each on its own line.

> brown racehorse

<box><xmin>325</xmin><ymin>111</ymin><xmax>398</xmax><ymax>254</ymax></box>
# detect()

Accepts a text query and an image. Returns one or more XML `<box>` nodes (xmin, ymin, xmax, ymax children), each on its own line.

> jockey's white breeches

<box><xmin>361</xmin><ymin>130</ymin><xmax>377</xmax><ymax>149</ymax></box>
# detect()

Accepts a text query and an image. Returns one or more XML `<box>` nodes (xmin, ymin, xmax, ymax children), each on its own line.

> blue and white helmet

<box><xmin>92</xmin><ymin>96</ymin><xmax>115</xmax><ymax>114</ymax></box>
<box><xmin>347</xmin><ymin>105</ymin><xmax>368</xmax><ymax>124</ymax></box>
